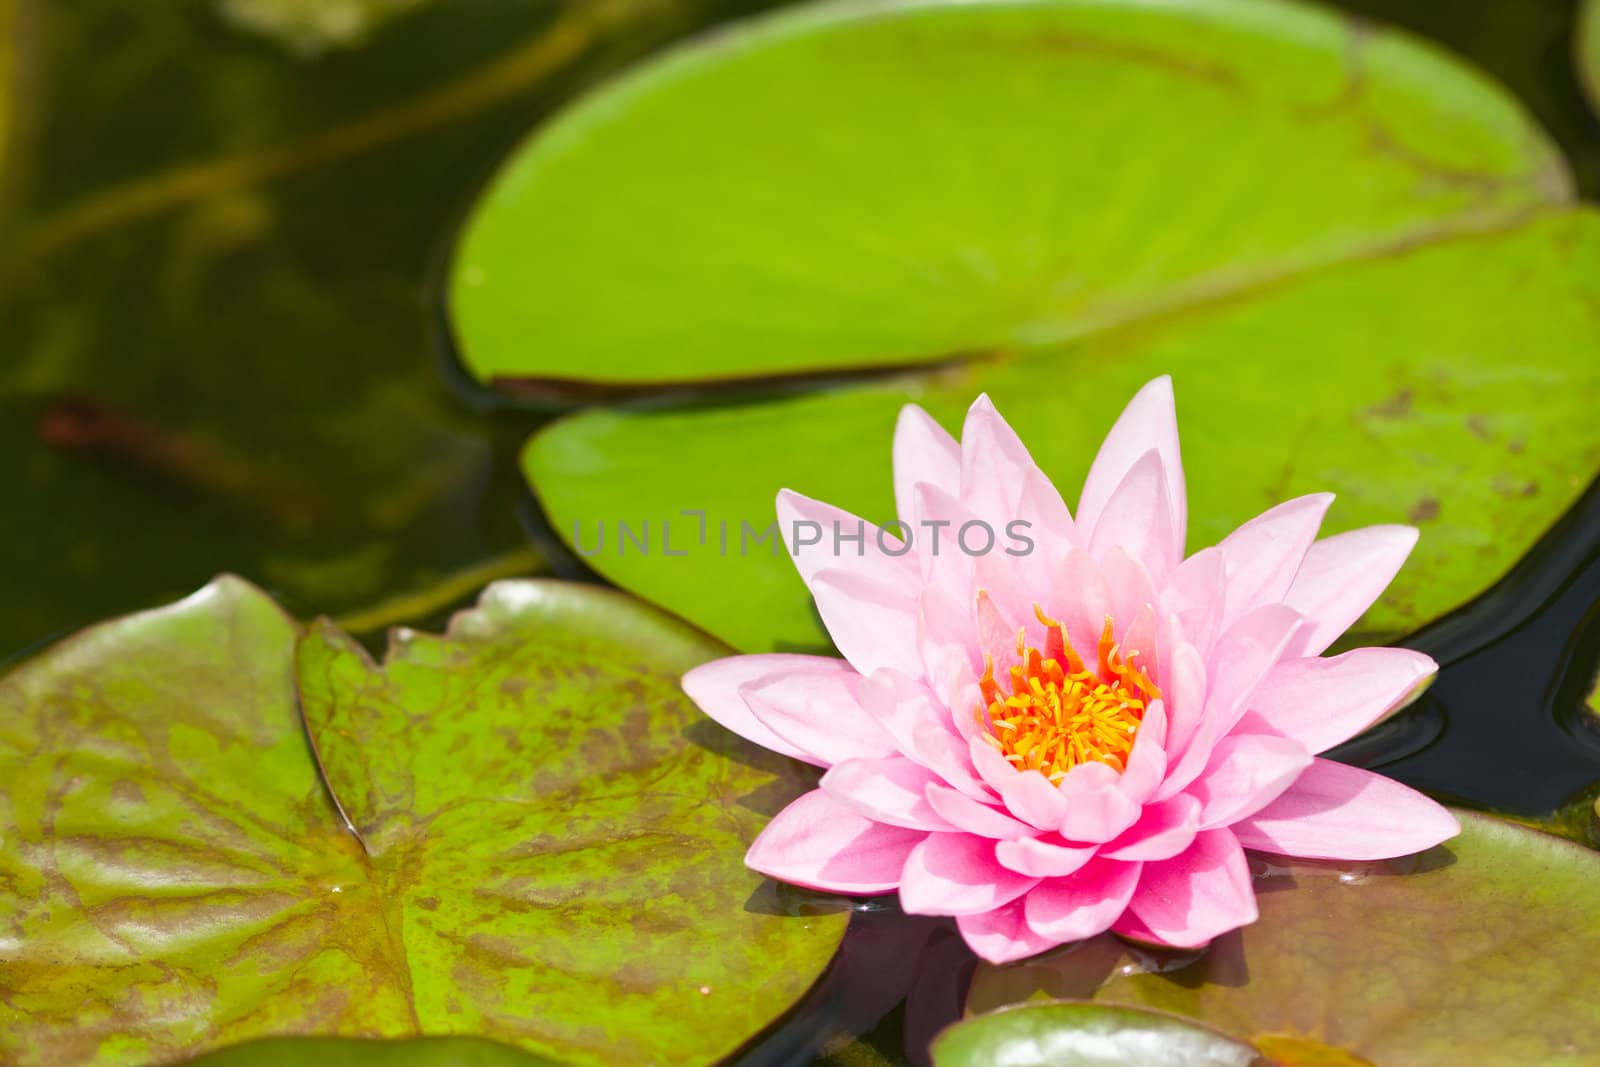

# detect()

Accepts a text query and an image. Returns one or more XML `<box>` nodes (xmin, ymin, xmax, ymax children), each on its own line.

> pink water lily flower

<box><xmin>683</xmin><ymin>377</ymin><xmax>1459</xmax><ymax>964</ymax></box>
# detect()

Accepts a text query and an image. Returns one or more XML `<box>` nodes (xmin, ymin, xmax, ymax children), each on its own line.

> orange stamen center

<box><xmin>977</xmin><ymin>606</ymin><xmax>1160</xmax><ymax>781</ymax></box>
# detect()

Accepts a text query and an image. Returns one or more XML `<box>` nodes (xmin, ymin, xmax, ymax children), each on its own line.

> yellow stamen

<box><xmin>976</xmin><ymin>605</ymin><xmax>1160</xmax><ymax>782</ymax></box>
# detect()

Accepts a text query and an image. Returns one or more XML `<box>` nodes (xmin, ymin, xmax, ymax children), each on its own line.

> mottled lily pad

<box><xmin>183</xmin><ymin>1036</ymin><xmax>561</xmax><ymax>1067</ymax></box>
<box><xmin>0</xmin><ymin>576</ymin><xmax>844</xmax><ymax>1066</ymax></box>
<box><xmin>448</xmin><ymin>0</ymin><xmax>1600</xmax><ymax>655</ymax></box>
<box><xmin>931</xmin><ymin>1002</ymin><xmax>1266</xmax><ymax>1067</ymax></box>
<box><xmin>965</xmin><ymin>812</ymin><xmax>1600</xmax><ymax>1067</ymax></box>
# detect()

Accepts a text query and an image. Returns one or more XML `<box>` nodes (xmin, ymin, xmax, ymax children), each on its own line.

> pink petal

<box><xmin>1100</xmin><ymin>548</ymin><xmax>1159</xmax><ymax>639</ymax></box>
<box><xmin>1057</xmin><ymin>761</ymin><xmax>1142</xmax><ymax>843</ymax></box>
<box><xmin>1110</xmin><ymin>908</ymin><xmax>1181</xmax><ymax>948</ymax></box>
<box><xmin>1162</xmin><ymin>641</ymin><xmax>1208</xmax><ymax>763</ymax></box>
<box><xmin>859</xmin><ymin>669</ymin><xmax>956</xmax><ymax>747</ymax></box>
<box><xmin>1232</xmin><ymin>758</ymin><xmax>1460</xmax><ymax>860</ymax></box>
<box><xmin>1216</xmin><ymin>493</ymin><xmax>1333</xmax><ymax>630</ymax></box>
<box><xmin>1077</xmin><ymin>375</ymin><xmax>1186</xmax><ymax>554</ymax></box>
<box><xmin>918</xmin><ymin>583</ymin><xmax>982</xmax><ymax>724</ymax></box>
<box><xmin>1244</xmin><ymin>647</ymin><xmax>1437</xmax><ymax>755</ymax></box>
<box><xmin>1161</xmin><ymin>547</ymin><xmax>1224</xmax><ymax>657</ymax></box>
<box><xmin>1117</xmin><ymin>605</ymin><xmax>1162</xmax><ymax>693</ymax></box>
<box><xmin>959</xmin><ymin>394</ymin><xmax>1039</xmax><ymax>524</ymax></box>
<box><xmin>974</xmin><ymin>549</ymin><xmax>1050</xmax><ymax>653</ymax></box>
<box><xmin>969</xmin><ymin>737</ymin><xmax>1068</xmax><ymax>831</ymax></box>
<box><xmin>1016</xmin><ymin>467</ymin><xmax>1078</xmax><ymax>558</ymax></box>
<box><xmin>899</xmin><ymin>833</ymin><xmax>1040</xmax><ymax>916</ymax></box>
<box><xmin>859</xmin><ymin>670</ymin><xmax>993</xmax><ymax>799</ymax></box>
<box><xmin>976</xmin><ymin>590</ymin><xmax>1023</xmax><ymax>678</ymax></box>
<box><xmin>777</xmin><ymin>489</ymin><xmax>923</xmax><ymax>677</ymax></box>
<box><xmin>956</xmin><ymin>897</ymin><xmax>1060</xmax><ymax>964</ymax></box>
<box><xmin>1188</xmin><ymin>733</ymin><xmax>1312</xmax><ymax>829</ymax></box>
<box><xmin>913</xmin><ymin>722</ymin><xmax>995</xmax><ymax>801</ymax></box>
<box><xmin>1117</xmin><ymin>698</ymin><xmax>1168</xmax><ymax>805</ymax></box>
<box><xmin>893</xmin><ymin>404</ymin><xmax>961</xmax><ymax>527</ymax></box>
<box><xmin>925</xmin><ymin>782</ymin><xmax>1035</xmax><ymax>839</ymax></box>
<box><xmin>820</xmin><ymin>756</ymin><xmax>957</xmax><ymax>832</ymax></box>
<box><xmin>777</xmin><ymin>488</ymin><xmax>920</xmax><ymax>595</ymax></box>
<box><xmin>1087</xmin><ymin>450</ymin><xmax>1179</xmax><ymax>581</ymax></box>
<box><xmin>968</xmin><ymin>731</ymin><xmax>1020</xmax><ymax>792</ymax></box>
<box><xmin>682</xmin><ymin>654</ymin><xmax>845</xmax><ymax>765</ymax></box>
<box><xmin>1023</xmin><ymin>856</ymin><xmax>1143</xmax><ymax>943</ymax></box>
<box><xmin>1283</xmin><ymin>525</ymin><xmax>1419</xmax><ymax>656</ymax></box>
<box><xmin>1103</xmin><ymin>794</ymin><xmax>1201</xmax><ymax>862</ymax></box>
<box><xmin>747</xmin><ymin>789</ymin><xmax>927</xmax><ymax>894</ymax></box>
<box><xmin>808</xmin><ymin>570</ymin><xmax>924</xmax><ymax>679</ymax></box>
<box><xmin>740</xmin><ymin>667</ymin><xmax>896</xmax><ymax>768</ymax></box>
<box><xmin>995</xmin><ymin>835</ymin><xmax>1098</xmax><ymax>877</ymax></box>
<box><xmin>912</xmin><ymin>480</ymin><xmax>981</xmax><ymax>601</ymax></box>
<box><xmin>1049</xmin><ymin>547</ymin><xmax>1113</xmax><ymax>658</ymax></box>
<box><xmin>1123</xmin><ymin>829</ymin><xmax>1258</xmax><ymax>948</ymax></box>
<box><xmin>1159</xmin><ymin>604</ymin><xmax>1301</xmax><ymax>799</ymax></box>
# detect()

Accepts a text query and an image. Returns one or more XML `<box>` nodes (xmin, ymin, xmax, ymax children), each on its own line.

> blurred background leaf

<box><xmin>1577</xmin><ymin>0</ymin><xmax>1600</xmax><ymax>119</ymax></box>
<box><xmin>0</xmin><ymin>0</ymin><xmax>787</xmax><ymax>660</ymax></box>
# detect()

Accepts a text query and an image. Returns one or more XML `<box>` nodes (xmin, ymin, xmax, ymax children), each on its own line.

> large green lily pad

<box><xmin>448</xmin><ymin>0</ymin><xmax>1600</xmax><ymax>654</ymax></box>
<box><xmin>0</xmin><ymin>576</ymin><xmax>844</xmax><ymax>1066</ymax></box>
<box><xmin>965</xmin><ymin>812</ymin><xmax>1600</xmax><ymax>1066</ymax></box>
<box><xmin>931</xmin><ymin>1002</ymin><xmax>1266</xmax><ymax>1067</ymax></box>
<box><xmin>454</xmin><ymin>0</ymin><xmax>1574</xmax><ymax>387</ymax></box>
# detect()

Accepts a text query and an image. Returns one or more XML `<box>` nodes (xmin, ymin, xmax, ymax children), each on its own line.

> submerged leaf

<box><xmin>966</xmin><ymin>812</ymin><xmax>1600</xmax><ymax>1066</ymax></box>
<box><xmin>931</xmin><ymin>1002</ymin><xmax>1266</xmax><ymax>1067</ymax></box>
<box><xmin>0</xmin><ymin>577</ymin><xmax>844</xmax><ymax>1066</ymax></box>
<box><xmin>1580</xmin><ymin>0</ymin><xmax>1600</xmax><ymax>117</ymax></box>
<box><xmin>216</xmin><ymin>0</ymin><xmax>436</xmax><ymax>57</ymax></box>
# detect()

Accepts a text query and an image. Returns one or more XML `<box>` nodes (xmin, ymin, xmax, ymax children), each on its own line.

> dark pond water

<box><xmin>4</xmin><ymin>1</ymin><xmax>1598</xmax><ymax>1064</ymax></box>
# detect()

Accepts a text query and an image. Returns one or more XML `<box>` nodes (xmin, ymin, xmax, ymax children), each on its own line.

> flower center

<box><xmin>976</xmin><ymin>607</ymin><xmax>1160</xmax><ymax>781</ymax></box>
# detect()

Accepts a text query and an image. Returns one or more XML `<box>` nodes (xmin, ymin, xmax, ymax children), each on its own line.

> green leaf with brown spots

<box><xmin>931</xmin><ymin>1002</ymin><xmax>1267</xmax><ymax>1067</ymax></box>
<box><xmin>448</xmin><ymin>0</ymin><xmax>1600</xmax><ymax>655</ymax></box>
<box><xmin>965</xmin><ymin>812</ymin><xmax>1600</xmax><ymax>1067</ymax></box>
<box><xmin>0</xmin><ymin>576</ymin><xmax>845</xmax><ymax>1066</ymax></box>
<box><xmin>183</xmin><ymin>1035</ymin><xmax>562</xmax><ymax>1067</ymax></box>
